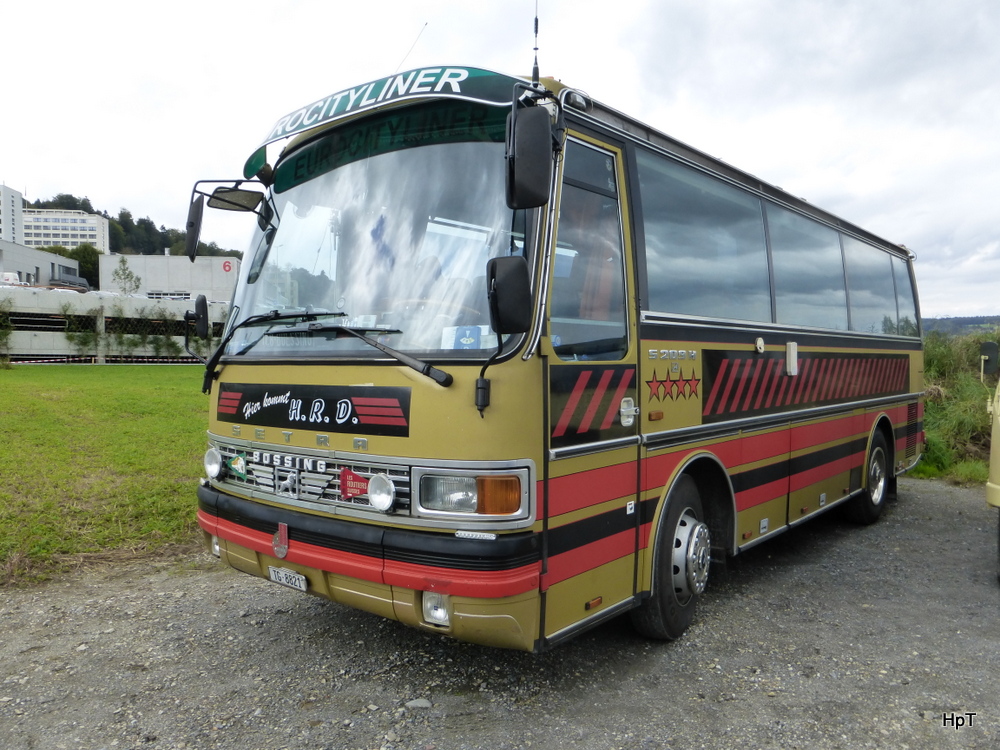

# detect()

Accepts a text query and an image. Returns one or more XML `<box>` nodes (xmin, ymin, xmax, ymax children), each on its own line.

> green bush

<box><xmin>919</xmin><ymin>329</ymin><xmax>999</xmax><ymax>484</ymax></box>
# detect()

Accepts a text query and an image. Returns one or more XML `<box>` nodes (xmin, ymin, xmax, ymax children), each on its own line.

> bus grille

<box><xmin>214</xmin><ymin>443</ymin><xmax>411</xmax><ymax>511</ymax></box>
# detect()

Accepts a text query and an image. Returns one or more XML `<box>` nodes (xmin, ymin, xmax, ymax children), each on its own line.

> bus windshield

<box><xmin>226</xmin><ymin>103</ymin><xmax>526</xmax><ymax>359</ymax></box>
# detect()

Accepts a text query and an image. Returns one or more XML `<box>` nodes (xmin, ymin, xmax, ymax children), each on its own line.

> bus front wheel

<box><xmin>631</xmin><ymin>476</ymin><xmax>711</xmax><ymax>640</ymax></box>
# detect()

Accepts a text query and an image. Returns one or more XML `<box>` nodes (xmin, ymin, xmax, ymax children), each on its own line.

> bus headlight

<box><xmin>204</xmin><ymin>447</ymin><xmax>223</xmax><ymax>478</ymax></box>
<box><xmin>419</xmin><ymin>475</ymin><xmax>521</xmax><ymax>515</ymax></box>
<box><xmin>367</xmin><ymin>473</ymin><xmax>396</xmax><ymax>512</ymax></box>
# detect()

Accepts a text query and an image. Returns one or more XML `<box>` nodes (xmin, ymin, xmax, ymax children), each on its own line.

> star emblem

<box><xmin>646</xmin><ymin>372</ymin><xmax>666</xmax><ymax>401</ymax></box>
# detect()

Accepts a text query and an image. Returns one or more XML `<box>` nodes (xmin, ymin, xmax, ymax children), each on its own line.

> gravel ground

<box><xmin>2</xmin><ymin>477</ymin><xmax>998</xmax><ymax>750</ymax></box>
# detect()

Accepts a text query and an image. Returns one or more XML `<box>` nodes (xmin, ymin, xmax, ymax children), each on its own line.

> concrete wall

<box><xmin>99</xmin><ymin>254</ymin><xmax>240</xmax><ymax>303</ymax></box>
<box><xmin>0</xmin><ymin>285</ymin><xmax>229</xmax><ymax>362</ymax></box>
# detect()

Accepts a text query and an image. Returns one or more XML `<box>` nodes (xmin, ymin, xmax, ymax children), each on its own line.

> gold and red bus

<box><xmin>184</xmin><ymin>65</ymin><xmax>923</xmax><ymax>651</ymax></box>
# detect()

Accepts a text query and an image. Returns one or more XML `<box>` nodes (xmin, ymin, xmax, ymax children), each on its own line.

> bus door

<box><xmin>540</xmin><ymin>136</ymin><xmax>640</xmax><ymax>640</ymax></box>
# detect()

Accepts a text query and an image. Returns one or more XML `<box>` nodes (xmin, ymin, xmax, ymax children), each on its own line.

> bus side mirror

<box><xmin>185</xmin><ymin>195</ymin><xmax>204</xmax><ymax>262</ymax></box>
<box><xmin>505</xmin><ymin>105</ymin><xmax>552</xmax><ymax>209</ymax></box>
<box><xmin>184</xmin><ymin>294</ymin><xmax>210</xmax><ymax>364</ymax></box>
<box><xmin>982</xmin><ymin>341</ymin><xmax>999</xmax><ymax>377</ymax></box>
<box><xmin>487</xmin><ymin>256</ymin><xmax>532</xmax><ymax>335</ymax></box>
<box><xmin>185</xmin><ymin>294</ymin><xmax>210</xmax><ymax>340</ymax></box>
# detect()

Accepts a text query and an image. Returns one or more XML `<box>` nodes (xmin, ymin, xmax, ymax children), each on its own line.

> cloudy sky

<box><xmin>3</xmin><ymin>0</ymin><xmax>997</xmax><ymax>318</ymax></box>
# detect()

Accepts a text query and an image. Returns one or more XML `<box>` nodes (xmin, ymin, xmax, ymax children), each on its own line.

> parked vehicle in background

<box><xmin>981</xmin><ymin>342</ymin><xmax>1000</xmax><ymax>581</ymax></box>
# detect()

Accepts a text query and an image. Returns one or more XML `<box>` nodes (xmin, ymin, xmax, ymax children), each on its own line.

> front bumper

<box><xmin>197</xmin><ymin>484</ymin><xmax>543</xmax><ymax>650</ymax></box>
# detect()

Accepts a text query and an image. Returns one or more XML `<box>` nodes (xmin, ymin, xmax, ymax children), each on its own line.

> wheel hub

<box><xmin>671</xmin><ymin>510</ymin><xmax>711</xmax><ymax>602</ymax></box>
<box><xmin>868</xmin><ymin>446</ymin><xmax>887</xmax><ymax>506</ymax></box>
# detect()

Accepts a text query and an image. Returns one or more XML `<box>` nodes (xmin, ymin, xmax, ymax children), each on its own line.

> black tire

<box><xmin>996</xmin><ymin>511</ymin><xmax>1000</xmax><ymax>585</ymax></box>
<box><xmin>631</xmin><ymin>475</ymin><xmax>711</xmax><ymax>640</ymax></box>
<box><xmin>845</xmin><ymin>431</ymin><xmax>890</xmax><ymax>525</ymax></box>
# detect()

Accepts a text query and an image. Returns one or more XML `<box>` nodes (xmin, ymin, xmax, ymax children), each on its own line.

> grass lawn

<box><xmin>0</xmin><ymin>365</ymin><xmax>209</xmax><ymax>584</ymax></box>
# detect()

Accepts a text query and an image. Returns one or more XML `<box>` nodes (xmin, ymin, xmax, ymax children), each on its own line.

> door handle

<box><xmin>620</xmin><ymin>397</ymin><xmax>639</xmax><ymax>427</ymax></box>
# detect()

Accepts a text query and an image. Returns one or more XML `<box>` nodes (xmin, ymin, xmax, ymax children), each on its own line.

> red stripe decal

<box><xmin>384</xmin><ymin>559</ymin><xmax>540</xmax><ymax>598</ymax></box>
<box><xmin>553</xmin><ymin>370</ymin><xmax>592</xmax><ymax>438</ymax></box>
<box><xmin>742</xmin><ymin>358</ymin><xmax>765</xmax><ymax>411</ymax></box>
<box><xmin>357</xmin><ymin>416</ymin><xmax>408</xmax><ymax>426</ymax></box>
<box><xmin>352</xmin><ymin>397</ymin><xmax>401</xmax><ymax>407</ymax></box>
<box><xmin>703</xmin><ymin>358</ymin><xmax>730</xmax><ymax>415</ymax></box>
<box><xmin>550</xmin><ymin>462</ymin><xmax>636</xmax><ymax>517</ymax></box>
<box><xmin>542</xmin><ymin>529</ymin><xmax>634</xmax><ymax>590</ymax></box>
<box><xmin>715</xmin><ymin>359</ymin><xmax>742</xmax><ymax>415</ymax></box>
<box><xmin>578</xmin><ymin>369</ymin><xmax>616</xmax><ymax>434</ymax></box>
<box><xmin>601</xmin><ymin>369</ymin><xmax>636</xmax><ymax>430</ymax></box>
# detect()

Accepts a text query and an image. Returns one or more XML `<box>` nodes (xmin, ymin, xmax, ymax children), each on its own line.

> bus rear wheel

<box><xmin>631</xmin><ymin>476</ymin><xmax>711</xmax><ymax>640</ymax></box>
<box><xmin>845</xmin><ymin>431</ymin><xmax>890</xmax><ymax>525</ymax></box>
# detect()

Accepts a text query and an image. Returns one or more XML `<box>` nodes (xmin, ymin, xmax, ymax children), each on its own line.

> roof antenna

<box><xmin>532</xmin><ymin>3</ymin><xmax>540</xmax><ymax>87</ymax></box>
<box><xmin>394</xmin><ymin>22</ymin><xmax>428</xmax><ymax>74</ymax></box>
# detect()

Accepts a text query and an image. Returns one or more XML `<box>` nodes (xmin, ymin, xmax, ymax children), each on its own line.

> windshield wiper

<box><xmin>266</xmin><ymin>322</ymin><xmax>453</xmax><ymax>387</ymax></box>
<box><xmin>201</xmin><ymin>309</ymin><xmax>344</xmax><ymax>393</ymax></box>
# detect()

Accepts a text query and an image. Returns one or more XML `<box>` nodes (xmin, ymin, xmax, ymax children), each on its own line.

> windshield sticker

<box><xmin>258</xmin><ymin>67</ymin><xmax>519</xmax><ymax>149</ymax></box>
<box><xmin>217</xmin><ymin>383</ymin><xmax>411</xmax><ymax>437</ymax></box>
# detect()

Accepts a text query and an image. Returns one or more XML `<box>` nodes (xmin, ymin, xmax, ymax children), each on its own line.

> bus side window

<box><xmin>843</xmin><ymin>236</ymin><xmax>898</xmax><ymax>334</ymax></box>
<box><xmin>767</xmin><ymin>202</ymin><xmax>849</xmax><ymax>330</ymax></box>
<box><xmin>550</xmin><ymin>178</ymin><xmax>627</xmax><ymax>360</ymax></box>
<box><xmin>636</xmin><ymin>148</ymin><xmax>771</xmax><ymax>323</ymax></box>
<box><xmin>892</xmin><ymin>255</ymin><xmax>919</xmax><ymax>337</ymax></box>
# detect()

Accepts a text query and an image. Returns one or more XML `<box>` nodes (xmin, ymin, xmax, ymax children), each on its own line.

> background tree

<box><xmin>36</xmin><ymin>245</ymin><xmax>71</xmax><ymax>258</ymax></box>
<box><xmin>135</xmin><ymin>217</ymin><xmax>163</xmax><ymax>255</ymax></box>
<box><xmin>70</xmin><ymin>244</ymin><xmax>101</xmax><ymax>288</ymax></box>
<box><xmin>109</xmin><ymin>220</ymin><xmax>126</xmax><ymax>253</ymax></box>
<box><xmin>111</xmin><ymin>256</ymin><xmax>142</xmax><ymax>296</ymax></box>
<box><xmin>30</xmin><ymin>194</ymin><xmax>96</xmax><ymax>213</ymax></box>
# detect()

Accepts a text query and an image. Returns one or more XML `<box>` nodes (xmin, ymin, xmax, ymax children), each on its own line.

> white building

<box><xmin>99</xmin><ymin>254</ymin><xmax>240</xmax><ymax>303</ymax></box>
<box><xmin>1</xmin><ymin>185</ymin><xmax>25</xmax><ymax>245</ymax></box>
<box><xmin>0</xmin><ymin>184</ymin><xmax>110</xmax><ymax>254</ymax></box>
<box><xmin>1</xmin><ymin>239</ymin><xmax>81</xmax><ymax>287</ymax></box>
<box><xmin>22</xmin><ymin>207</ymin><xmax>110</xmax><ymax>254</ymax></box>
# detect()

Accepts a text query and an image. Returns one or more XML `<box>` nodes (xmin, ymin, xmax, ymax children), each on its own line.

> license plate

<box><xmin>268</xmin><ymin>566</ymin><xmax>308</xmax><ymax>592</ymax></box>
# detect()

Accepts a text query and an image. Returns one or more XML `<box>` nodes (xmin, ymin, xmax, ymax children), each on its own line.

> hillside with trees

<box><xmin>922</xmin><ymin>316</ymin><xmax>1000</xmax><ymax>335</ymax></box>
<box><xmin>28</xmin><ymin>193</ymin><xmax>242</xmax><ymax>289</ymax></box>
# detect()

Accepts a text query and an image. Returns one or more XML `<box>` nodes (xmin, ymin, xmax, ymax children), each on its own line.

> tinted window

<box><xmin>766</xmin><ymin>202</ymin><xmax>848</xmax><ymax>330</ymax></box>
<box><xmin>637</xmin><ymin>149</ymin><xmax>771</xmax><ymax>322</ymax></box>
<box><xmin>550</xmin><ymin>142</ymin><xmax>627</xmax><ymax>360</ymax></box>
<box><xmin>893</xmin><ymin>255</ymin><xmax>919</xmax><ymax>337</ymax></box>
<box><xmin>843</xmin><ymin>236</ymin><xmax>898</xmax><ymax>334</ymax></box>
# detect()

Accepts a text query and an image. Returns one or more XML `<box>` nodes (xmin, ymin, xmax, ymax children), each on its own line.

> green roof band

<box><xmin>242</xmin><ymin>66</ymin><xmax>521</xmax><ymax>178</ymax></box>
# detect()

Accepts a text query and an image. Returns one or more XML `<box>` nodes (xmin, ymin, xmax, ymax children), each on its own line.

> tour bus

<box><xmin>184</xmin><ymin>65</ymin><xmax>924</xmax><ymax>652</ymax></box>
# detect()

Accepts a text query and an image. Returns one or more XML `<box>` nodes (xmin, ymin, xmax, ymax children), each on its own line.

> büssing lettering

<box><xmin>250</xmin><ymin>451</ymin><xmax>327</xmax><ymax>473</ymax></box>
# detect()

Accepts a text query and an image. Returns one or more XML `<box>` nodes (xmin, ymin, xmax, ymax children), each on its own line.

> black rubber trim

<box><xmin>198</xmin><ymin>484</ymin><xmax>540</xmax><ymax>572</ymax></box>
